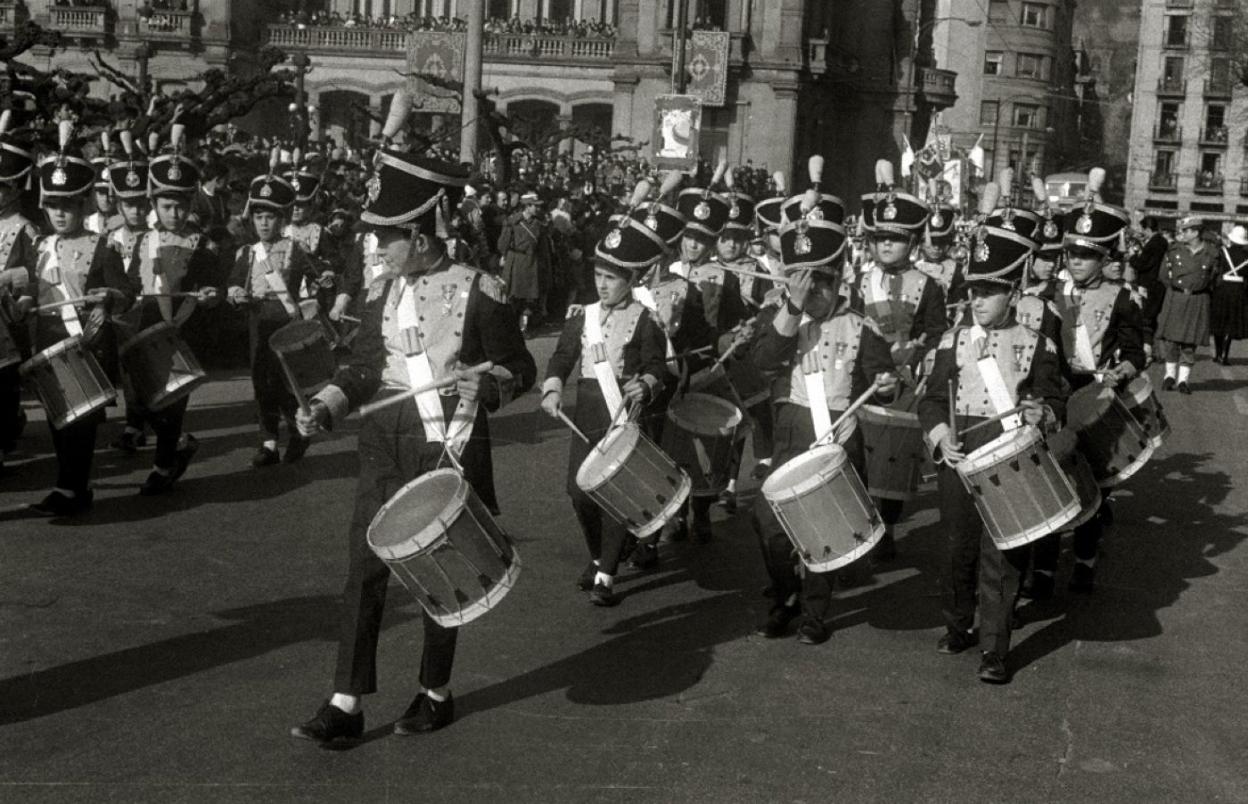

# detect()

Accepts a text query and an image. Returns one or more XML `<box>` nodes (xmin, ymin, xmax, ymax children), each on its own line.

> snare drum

<box><xmin>120</xmin><ymin>323</ymin><xmax>207</xmax><ymax>411</ymax></box>
<box><xmin>576</xmin><ymin>422</ymin><xmax>691</xmax><ymax>538</ymax></box>
<box><xmin>761</xmin><ymin>444</ymin><xmax>884</xmax><ymax>573</ymax></box>
<box><xmin>1121</xmin><ymin>374</ymin><xmax>1169</xmax><ymax>450</ymax></box>
<box><xmin>268</xmin><ymin>319</ymin><xmax>337</xmax><ymax>402</ymax></box>
<box><xmin>367</xmin><ymin>469</ymin><xmax>521</xmax><ymax>629</ymax></box>
<box><xmin>1061</xmin><ymin>450</ymin><xmax>1102</xmax><ymax>531</ymax></box>
<box><xmin>661</xmin><ymin>392</ymin><xmax>743</xmax><ymax>497</ymax></box>
<box><xmin>1067</xmin><ymin>382</ymin><xmax>1155</xmax><ymax>488</ymax></box>
<box><xmin>858</xmin><ymin>405</ymin><xmax>925</xmax><ymax>500</ymax></box>
<box><xmin>956</xmin><ymin>426</ymin><xmax>1080</xmax><ymax>551</ymax></box>
<box><xmin>20</xmin><ymin>337</ymin><xmax>117</xmax><ymax>429</ymax></box>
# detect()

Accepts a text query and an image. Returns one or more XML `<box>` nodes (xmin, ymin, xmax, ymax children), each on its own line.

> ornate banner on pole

<box><xmin>406</xmin><ymin>31</ymin><xmax>466</xmax><ymax>114</ymax></box>
<box><xmin>652</xmin><ymin>94</ymin><xmax>702</xmax><ymax>172</ymax></box>
<box><xmin>674</xmin><ymin>30</ymin><xmax>730</xmax><ymax>107</ymax></box>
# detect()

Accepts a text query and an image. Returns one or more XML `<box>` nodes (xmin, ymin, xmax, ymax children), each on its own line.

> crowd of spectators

<box><xmin>275</xmin><ymin>10</ymin><xmax>616</xmax><ymax>38</ymax></box>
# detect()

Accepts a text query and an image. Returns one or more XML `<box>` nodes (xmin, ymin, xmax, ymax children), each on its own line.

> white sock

<box><xmin>153</xmin><ymin>465</ymin><xmax>173</xmax><ymax>477</ymax></box>
<box><xmin>1177</xmin><ymin>364</ymin><xmax>1191</xmax><ymax>384</ymax></box>
<box><xmin>759</xmin><ymin>457</ymin><xmax>772</xmax><ymax>467</ymax></box>
<box><xmin>330</xmin><ymin>692</ymin><xmax>361</xmax><ymax>714</ymax></box>
<box><xmin>53</xmin><ymin>487</ymin><xmax>76</xmax><ymax>499</ymax></box>
<box><xmin>1165</xmin><ymin>362</ymin><xmax>1178</xmax><ymax>380</ymax></box>
<box><xmin>262</xmin><ymin>439</ymin><xmax>277</xmax><ymax>451</ymax></box>
<box><xmin>1035</xmin><ymin>569</ymin><xmax>1054</xmax><ymax>578</ymax></box>
<box><xmin>594</xmin><ymin>571</ymin><xmax>613</xmax><ymax>588</ymax></box>
<box><xmin>124</xmin><ymin>426</ymin><xmax>141</xmax><ymax>436</ymax></box>
<box><xmin>424</xmin><ymin>687</ymin><xmax>448</xmax><ymax>702</ymax></box>
<box><xmin>727</xmin><ymin>479</ymin><xmax>737</xmax><ymax>493</ymax></box>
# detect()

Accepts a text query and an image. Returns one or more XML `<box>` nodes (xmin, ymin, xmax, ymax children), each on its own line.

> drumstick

<box><xmin>357</xmin><ymin>361</ymin><xmax>494</xmax><ymax>418</ymax></box>
<box><xmin>665</xmin><ymin>344</ymin><xmax>714</xmax><ymax>363</ymax></box>
<box><xmin>957</xmin><ymin>405</ymin><xmax>1026</xmax><ymax>438</ymax></box>
<box><xmin>339</xmin><ymin>314</ymin><xmax>362</xmax><ymax>323</ymax></box>
<box><xmin>815</xmin><ymin>380</ymin><xmax>881</xmax><ymax>447</ymax></box>
<box><xmin>717</xmin><ymin>262</ymin><xmax>796</xmax><ymax>286</ymax></box>
<box><xmin>33</xmin><ymin>296</ymin><xmax>104</xmax><ymax>313</ymax></box>
<box><xmin>557</xmin><ymin>410</ymin><xmax>591</xmax><ymax>443</ymax></box>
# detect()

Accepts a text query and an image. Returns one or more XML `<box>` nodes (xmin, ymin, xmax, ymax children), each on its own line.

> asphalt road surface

<box><xmin>2</xmin><ymin>335</ymin><xmax>1247</xmax><ymax>803</ymax></box>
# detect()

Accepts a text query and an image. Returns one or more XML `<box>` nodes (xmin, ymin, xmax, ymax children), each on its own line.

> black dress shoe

<box><xmin>576</xmin><ymin>561</ymin><xmax>598</xmax><ymax>591</ymax></box>
<box><xmin>29</xmin><ymin>489</ymin><xmax>93</xmax><ymax>517</ymax></box>
<box><xmin>937</xmin><ymin>629</ymin><xmax>979</xmax><ymax>654</ymax></box>
<box><xmin>871</xmin><ymin>531</ymin><xmax>897</xmax><ymax>563</ymax></box>
<box><xmin>751</xmin><ymin>461</ymin><xmax>772</xmax><ymax>480</ymax></box>
<box><xmin>1020</xmin><ymin>573</ymin><xmax>1054</xmax><ymax>601</ymax></box>
<box><xmin>717</xmin><ymin>490</ymin><xmax>738</xmax><ymax>514</ymax></box>
<box><xmin>1177</xmin><ymin>381</ymin><xmax>1191</xmax><ymax>395</ymax></box>
<box><xmin>139</xmin><ymin>470</ymin><xmax>175</xmax><ymax>496</ymax></box>
<box><xmin>978</xmin><ymin>651</ymin><xmax>1010</xmax><ymax>684</ymax></box>
<box><xmin>252</xmin><ymin>446</ymin><xmax>280</xmax><ymax>468</ymax></box>
<box><xmin>1162</xmin><ymin>377</ymin><xmax>1176</xmax><ymax>391</ymax></box>
<box><xmin>394</xmin><ymin>692</ymin><xmax>455</xmax><ymax>735</ymax></box>
<box><xmin>290</xmin><ymin>700</ymin><xmax>364</xmax><ymax>744</ymax></box>
<box><xmin>666</xmin><ymin>516</ymin><xmax>688</xmax><ymax>542</ymax></box>
<box><xmin>1098</xmin><ymin>500</ymin><xmax>1114</xmax><ymax>527</ymax></box>
<box><xmin>796</xmin><ymin>618</ymin><xmax>830</xmax><ymax>645</ymax></box>
<box><xmin>589</xmin><ymin>582</ymin><xmax>619</xmax><ymax>607</ymax></box>
<box><xmin>171</xmin><ymin>434</ymin><xmax>199</xmax><ymax>481</ymax></box>
<box><xmin>627</xmin><ymin>542</ymin><xmax>660</xmax><ymax>572</ymax></box>
<box><xmin>111</xmin><ymin>431</ymin><xmax>145</xmax><ymax>454</ymax></box>
<box><xmin>755</xmin><ymin>603</ymin><xmax>799</xmax><ymax>638</ymax></box>
<box><xmin>283</xmin><ymin>435</ymin><xmax>310</xmax><ymax>464</ymax></box>
<box><xmin>1069</xmin><ymin>563</ymin><xmax>1096</xmax><ymax>593</ymax></box>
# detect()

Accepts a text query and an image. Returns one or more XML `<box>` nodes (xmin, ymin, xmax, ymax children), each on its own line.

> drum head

<box><xmin>669</xmin><ymin>393</ymin><xmax>743</xmax><ymax>435</ymax></box>
<box><xmin>120</xmin><ymin>323</ymin><xmax>176</xmax><ymax>356</ymax></box>
<box><xmin>367</xmin><ymin>469</ymin><xmax>468</xmax><ymax>560</ymax></box>
<box><xmin>575</xmin><ymin>423</ymin><xmax>640</xmax><ymax>489</ymax></box>
<box><xmin>270</xmin><ymin>319</ymin><xmax>329</xmax><ymax>354</ymax></box>
<box><xmin>1068</xmin><ymin>383</ymin><xmax>1114</xmax><ymax>430</ymax></box>
<box><xmin>762</xmin><ymin>444</ymin><xmax>847</xmax><ymax>499</ymax></box>
<box><xmin>961</xmin><ymin>426</ymin><xmax>1041</xmax><ymax>473</ymax></box>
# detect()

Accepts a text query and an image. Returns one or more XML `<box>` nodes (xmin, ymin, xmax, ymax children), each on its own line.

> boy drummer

<box><xmin>540</xmin><ymin>207</ymin><xmax>670</xmax><ymax>607</ymax></box>
<box><xmin>0</xmin><ymin>111</ymin><xmax>39</xmax><ymax>470</ymax></box>
<box><xmin>750</xmin><ymin>209</ymin><xmax>896</xmax><ymax>646</ymax></box>
<box><xmin>919</xmin><ymin>224</ymin><xmax>1067</xmax><ymax>683</ymax></box>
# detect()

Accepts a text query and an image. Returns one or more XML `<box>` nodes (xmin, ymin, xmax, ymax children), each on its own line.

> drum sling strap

<box><xmin>39</xmin><ymin>236</ymin><xmax>83</xmax><ymax>337</ymax></box>
<box><xmin>798</xmin><ymin>313</ymin><xmax>859</xmax><ymax>446</ymax></box>
<box><xmin>632</xmin><ymin>285</ymin><xmax>678</xmax><ymax>367</ymax></box>
<box><xmin>396</xmin><ymin>280</ymin><xmax>477</xmax><ymax>457</ymax></box>
<box><xmin>1063</xmin><ymin>280</ymin><xmax>1100</xmax><ymax>372</ymax></box>
<box><xmin>583</xmin><ymin>301</ymin><xmax>626</xmax><ymax>420</ymax></box>
<box><xmin>1221</xmin><ymin>247</ymin><xmax>1247</xmax><ymax>283</ymax></box>
<box><xmin>364</xmin><ymin>234</ymin><xmax>387</xmax><ymax>285</ymax></box>
<box><xmin>252</xmin><ymin>242</ymin><xmax>301</xmax><ymax>318</ymax></box>
<box><xmin>145</xmin><ymin>234</ymin><xmax>178</xmax><ymax>325</ymax></box>
<box><xmin>970</xmin><ymin>326</ymin><xmax>1022</xmax><ymax>430</ymax></box>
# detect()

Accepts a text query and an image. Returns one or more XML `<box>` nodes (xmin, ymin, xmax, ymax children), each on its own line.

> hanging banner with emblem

<box><xmin>674</xmin><ymin>30</ymin><xmax>730</xmax><ymax>107</ymax></box>
<box><xmin>652</xmin><ymin>94</ymin><xmax>702</xmax><ymax>173</ymax></box>
<box><xmin>406</xmin><ymin>32</ymin><xmax>466</xmax><ymax>114</ymax></box>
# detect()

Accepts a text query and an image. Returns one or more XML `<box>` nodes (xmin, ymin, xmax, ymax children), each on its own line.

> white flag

<box><xmin>968</xmin><ymin>134</ymin><xmax>985</xmax><ymax>173</ymax></box>
<box><xmin>901</xmin><ymin>135</ymin><xmax>915</xmax><ymax>178</ymax></box>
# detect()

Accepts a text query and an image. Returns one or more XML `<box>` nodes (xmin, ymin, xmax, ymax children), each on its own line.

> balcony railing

<box><xmin>482</xmin><ymin>33</ymin><xmax>614</xmax><ymax>61</ymax></box>
<box><xmin>1194</xmin><ymin>174</ymin><xmax>1224</xmax><ymax>194</ymax></box>
<box><xmin>1205</xmin><ymin>77</ymin><xmax>1234</xmax><ymax>97</ymax></box>
<box><xmin>1153</xmin><ymin>123</ymin><xmax>1182</xmax><ymax>143</ymax></box>
<box><xmin>917</xmin><ymin>66</ymin><xmax>958</xmax><ymax>109</ymax></box>
<box><xmin>1156</xmin><ymin>77</ymin><xmax>1186</xmax><ymax>96</ymax></box>
<box><xmin>1200</xmin><ymin>126</ymin><xmax>1229</xmax><ymax>147</ymax></box>
<box><xmin>1149</xmin><ymin>172</ymin><xmax>1178</xmax><ymax>192</ymax></box>
<box><xmin>49</xmin><ymin>5</ymin><xmax>109</xmax><ymax>37</ymax></box>
<box><xmin>137</xmin><ymin>9</ymin><xmax>193</xmax><ymax>40</ymax></box>
<box><xmin>266</xmin><ymin>24</ymin><xmax>408</xmax><ymax>55</ymax></box>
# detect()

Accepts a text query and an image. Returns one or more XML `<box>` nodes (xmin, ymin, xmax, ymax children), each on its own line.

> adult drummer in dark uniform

<box><xmin>750</xmin><ymin>209</ymin><xmax>897</xmax><ymax>646</ymax></box>
<box><xmin>0</xmin><ymin>110</ymin><xmax>39</xmax><ymax>470</ymax></box>
<box><xmin>20</xmin><ymin>121</ymin><xmax>134</xmax><ymax>515</ymax></box>
<box><xmin>919</xmin><ymin>224</ymin><xmax>1067</xmax><ymax>684</ymax></box>
<box><xmin>1156</xmin><ymin>215</ymin><xmax>1216</xmax><ymax>393</ymax></box>
<box><xmin>126</xmin><ymin>123</ymin><xmax>222</xmax><ymax>495</ymax></box>
<box><xmin>290</xmin><ymin>136</ymin><xmax>535</xmax><ymax>743</ymax></box>
<box><xmin>540</xmin><ymin>206</ymin><xmax>670</xmax><ymax>606</ymax></box>
<box><xmin>855</xmin><ymin>159</ymin><xmax>948</xmax><ymax>559</ymax></box>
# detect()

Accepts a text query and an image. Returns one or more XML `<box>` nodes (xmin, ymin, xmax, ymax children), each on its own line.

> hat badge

<box><xmin>808</xmin><ymin>206</ymin><xmax>824</xmax><ymax>222</ymax></box>
<box><xmin>1075</xmin><ymin>213</ymin><xmax>1093</xmax><ymax>234</ymax></box>
<box><xmin>931</xmin><ymin>211</ymin><xmax>944</xmax><ymax>229</ymax></box>
<box><xmin>51</xmin><ymin>166</ymin><xmax>67</xmax><ymax>186</ymax></box>
<box><xmin>292</xmin><ymin>177</ymin><xmax>302</xmax><ymax>193</ymax></box>
<box><xmin>882</xmin><ymin>202</ymin><xmax>897</xmax><ymax>221</ymax></box>
<box><xmin>259</xmin><ymin>182</ymin><xmax>273</xmax><ymax>198</ymax></box>
<box><xmin>604</xmin><ymin>229</ymin><xmax>623</xmax><ymax>251</ymax></box>
<box><xmin>366</xmin><ymin>174</ymin><xmax>382</xmax><ymax>204</ymax></box>
<box><xmin>126</xmin><ymin>169</ymin><xmax>141</xmax><ymax>188</ymax></box>
<box><xmin>168</xmin><ymin>162</ymin><xmax>182</xmax><ymax>181</ymax></box>
<box><xmin>794</xmin><ymin>233</ymin><xmax>812</xmax><ymax>256</ymax></box>
<box><xmin>644</xmin><ymin>212</ymin><xmax>659</xmax><ymax>231</ymax></box>
<box><xmin>1044</xmin><ymin>220</ymin><xmax>1058</xmax><ymax>239</ymax></box>
<box><xmin>974</xmin><ymin>237</ymin><xmax>990</xmax><ymax>263</ymax></box>
<box><xmin>729</xmin><ymin>201</ymin><xmax>740</xmax><ymax>220</ymax></box>
<box><xmin>693</xmin><ymin>201</ymin><xmax>711</xmax><ymax>221</ymax></box>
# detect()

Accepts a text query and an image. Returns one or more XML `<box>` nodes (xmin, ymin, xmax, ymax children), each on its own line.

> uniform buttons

<box><xmin>384</xmin><ymin>315</ymin><xmax>391</xmax><ymax>322</ymax></box>
<box><xmin>419</xmin><ymin>315</ymin><xmax>425</xmax><ymax>321</ymax></box>
<box><xmin>455</xmin><ymin>331</ymin><xmax>461</xmax><ymax>337</ymax></box>
<box><xmin>420</xmin><ymin>296</ymin><xmax>426</xmax><ymax>301</ymax></box>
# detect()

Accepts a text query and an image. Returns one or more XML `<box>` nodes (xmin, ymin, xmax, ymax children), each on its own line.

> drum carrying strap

<box><xmin>396</xmin><ymin>280</ymin><xmax>477</xmax><ymax>455</ymax></box>
<box><xmin>971</xmin><ymin>326</ymin><xmax>1021</xmax><ymax>430</ymax></box>
<box><xmin>583</xmin><ymin>301</ymin><xmax>625</xmax><ymax>420</ymax></box>
<box><xmin>631</xmin><ymin>286</ymin><xmax>677</xmax><ymax>366</ymax></box>
<box><xmin>801</xmin><ymin>350</ymin><xmax>835</xmax><ymax>444</ymax></box>
<box><xmin>146</xmin><ymin>234</ymin><xmax>176</xmax><ymax>325</ymax></box>
<box><xmin>1221</xmin><ymin>247</ymin><xmax>1247</xmax><ymax>283</ymax></box>
<box><xmin>365</xmin><ymin>233</ymin><xmax>387</xmax><ymax>285</ymax></box>
<box><xmin>1063</xmin><ymin>280</ymin><xmax>1099</xmax><ymax>372</ymax></box>
<box><xmin>253</xmin><ymin>242</ymin><xmax>300</xmax><ymax>318</ymax></box>
<box><xmin>39</xmin><ymin>236</ymin><xmax>83</xmax><ymax>337</ymax></box>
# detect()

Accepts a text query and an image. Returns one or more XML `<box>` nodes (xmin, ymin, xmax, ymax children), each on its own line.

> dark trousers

<box><xmin>751</xmin><ymin>403</ymin><xmax>864</xmax><ymax>623</ymax></box>
<box><xmin>0</xmin><ymin>363</ymin><xmax>22</xmax><ymax>452</ymax></box>
<box><xmin>250</xmin><ymin>314</ymin><xmax>298</xmax><ymax>439</ymax></box>
<box><xmin>748</xmin><ymin>399</ymin><xmax>774</xmax><ymax>462</ymax></box>
<box><xmin>937</xmin><ymin>466</ymin><xmax>1028</xmax><ymax>655</ymax></box>
<box><xmin>333</xmin><ymin>397</ymin><xmax>498</xmax><ymax>695</ymax></box>
<box><xmin>149</xmin><ymin>396</ymin><xmax>189</xmax><ymax>471</ymax></box>
<box><xmin>49</xmin><ymin>409</ymin><xmax>104</xmax><ymax>494</ymax></box>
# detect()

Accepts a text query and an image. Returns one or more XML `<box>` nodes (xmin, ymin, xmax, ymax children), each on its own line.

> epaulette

<box><xmin>1040</xmin><ymin>333</ymin><xmax>1058</xmax><ymax>354</ymax></box>
<box><xmin>938</xmin><ymin>325</ymin><xmax>965</xmax><ymax>351</ymax></box>
<box><xmin>366</xmin><ymin>277</ymin><xmax>388</xmax><ymax>304</ymax></box>
<box><xmin>472</xmin><ymin>267</ymin><xmax>509</xmax><ymax>304</ymax></box>
<box><xmin>235</xmin><ymin>244</ymin><xmax>250</xmax><ymax>261</ymax></box>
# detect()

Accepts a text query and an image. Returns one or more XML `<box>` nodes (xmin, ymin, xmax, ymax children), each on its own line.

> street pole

<box><xmin>989</xmin><ymin>107</ymin><xmax>1000</xmax><ymax>182</ymax></box>
<box><xmin>1019</xmin><ymin>130</ymin><xmax>1030</xmax><ymax>190</ymax></box>
<box><xmin>674</xmin><ymin>0</ymin><xmax>689</xmax><ymax>93</ymax></box>
<box><xmin>459</xmin><ymin>0</ymin><xmax>484</xmax><ymax>165</ymax></box>
<box><xmin>292</xmin><ymin>53</ymin><xmax>310</xmax><ymax>153</ymax></box>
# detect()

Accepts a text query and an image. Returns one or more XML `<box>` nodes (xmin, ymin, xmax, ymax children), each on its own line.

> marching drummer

<box><xmin>226</xmin><ymin>159</ymin><xmax>317</xmax><ymax>467</ymax></box>
<box><xmin>104</xmin><ymin>130</ymin><xmax>154</xmax><ymax>455</ymax></box>
<box><xmin>854</xmin><ymin>159</ymin><xmax>948</xmax><ymax>560</ymax></box>
<box><xmin>0</xmin><ymin>111</ymin><xmax>40</xmax><ymax>470</ymax></box>
<box><xmin>282</xmin><ymin>151</ymin><xmax>339</xmax><ymax>320</ymax></box>
<box><xmin>540</xmin><ymin>201</ymin><xmax>671</xmax><ymax>607</ymax></box>
<box><xmin>913</xmin><ymin>198</ymin><xmax>966</xmax><ymax>306</ymax></box>
<box><xmin>19</xmin><ymin>121</ymin><xmax>135</xmax><ymax>516</ymax></box>
<box><xmin>919</xmin><ymin>223</ymin><xmax>1067</xmax><ymax>684</ymax></box>
<box><xmin>125</xmin><ymin>124</ymin><xmax>222</xmax><ymax>496</ymax></box>
<box><xmin>750</xmin><ymin>202</ymin><xmax>897</xmax><ymax>646</ymax></box>
<box><xmin>1028</xmin><ymin>174</ymin><xmax>1144</xmax><ymax>596</ymax></box>
<box><xmin>289</xmin><ymin>101</ymin><xmax>535</xmax><ymax>743</ymax></box>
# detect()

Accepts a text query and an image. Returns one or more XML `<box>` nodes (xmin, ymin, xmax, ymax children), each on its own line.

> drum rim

<box><xmin>574</xmin><ymin>422</ymin><xmax>642</xmax><ymax>489</ymax></box>
<box><xmin>1067</xmin><ymin>382</ymin><xmax>1115</xmax><ymax>428</ymax></box>
<box><xmin>668</xmin><ymin>392</ymin><xmax>744</xmax><ymax>433</ymax></box>
<box><xmin>21</xmin><ymin>335</ymin><xmax>84</xmax><ymax>370</ymax></box>
<box><xmin>120</xmin><ymin>322</ymin><xmax>179</xmax><ymax>354</ymax></box>
<box><xmin>366</xmin><ymin>468</ymin><xmax>469</xmax><ymax>559</ymax></box>
<box><xmin>958</xmin><ymin>425</ymin><xmax>1042</xmax><ymax>474</ymax></box>
<box><xmin>269</xmin><ymin>319</ymin><xmax>332</xmax><ymax>352</ymax></box>
<box><xmin>858</xmin><ymin>404</ymin><xmax>922</xmax><ymax>428</ymax></box>
<box><xmin>762</xmin><ymin>443</ymin><xmax>848</xmax><ymax>499</ymax></box>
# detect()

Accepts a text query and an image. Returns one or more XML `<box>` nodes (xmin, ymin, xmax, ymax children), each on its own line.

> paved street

<box><xmin>2</xmin><ymin>334</ymin><xmax>1247</xmax><ymax>803</ymax></box>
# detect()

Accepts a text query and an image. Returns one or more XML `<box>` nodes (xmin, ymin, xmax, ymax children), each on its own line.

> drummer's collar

<box><xmin>1072</xmin><ymin>272</ymin><xmax>1103</xmax><ymax>290</ymax></box>
<box><xmin>395</xmin><ymin>254</ymin><xmax>451</xmax><ymax>282</ymax></box>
